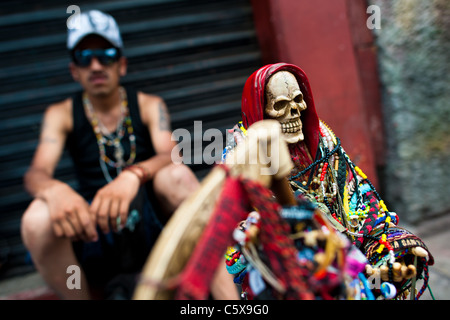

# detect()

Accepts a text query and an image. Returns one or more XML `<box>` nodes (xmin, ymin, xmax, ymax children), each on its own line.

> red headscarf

<box><xmin>241</xmin><ymin>63</ymin><xmax>320</xmax><ymax>157</ymax></box>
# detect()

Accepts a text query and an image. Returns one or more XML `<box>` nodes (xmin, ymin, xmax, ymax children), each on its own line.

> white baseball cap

<box><xmin>67</xmin><ymin>10</ymin><xmax>123</xmax><ymax>51</ymax></box>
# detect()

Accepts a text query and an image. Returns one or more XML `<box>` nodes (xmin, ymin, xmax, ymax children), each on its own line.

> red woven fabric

<box><xmin>175</xmin><ymin>166</ymin><xmax>314</xmax><ymax>300</ymax></box>
<box><xmin>175</xmin><ymin>172</ymin><xmax>251</xmax><ymax>299</ymax></box>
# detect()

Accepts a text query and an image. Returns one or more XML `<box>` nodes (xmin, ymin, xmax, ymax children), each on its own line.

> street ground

<box><xmin>1</xmin><ymin>213</ymin><xmax>449</xmax><ymax>300</ymax></box>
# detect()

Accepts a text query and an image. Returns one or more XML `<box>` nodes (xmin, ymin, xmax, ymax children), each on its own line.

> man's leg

<box><xmin>21</xmin><ymin>199</ymin><xmax>91</xmax><ymax>299</ymax></box>
<box><xmin>152</xmin><ymin>163</ymin><xmax>200</xmax><ymax>219</ymax></box>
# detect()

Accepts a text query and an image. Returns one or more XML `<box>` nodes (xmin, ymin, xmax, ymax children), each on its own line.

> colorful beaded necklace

<box><xmin>83</xmin><ymin>87</ymin><xmax>136</xmax><ymax>182</ymax></box>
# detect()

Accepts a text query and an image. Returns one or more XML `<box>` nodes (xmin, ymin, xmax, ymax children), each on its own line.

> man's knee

<box><xmin>21</xmin><ymin>199</ymin><xmax>53</xmax><ymax>252</ymax></box>
<box><xmin>153</xmin><ymin>163</ymin><xmax>199</xmax><ymax>210</ymax></box>
<box><xmin>155</xmin><ymin>163</ymin><xmax>199</xmax><ymax>193</ymax></box>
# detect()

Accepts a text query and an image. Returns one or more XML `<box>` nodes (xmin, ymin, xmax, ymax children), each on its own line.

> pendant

<box><xmin>114</xmin><ymin>140</ymin><xmax>125</xmax><ymax>167</ymax></box>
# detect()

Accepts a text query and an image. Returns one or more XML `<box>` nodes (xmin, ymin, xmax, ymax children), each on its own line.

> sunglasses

<box><xmin>73</xmin><ymin>48</ymin><xmax>121</xmax><ymax>67</ymax></box>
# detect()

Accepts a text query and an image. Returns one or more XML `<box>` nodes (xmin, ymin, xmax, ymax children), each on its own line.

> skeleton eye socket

<box><xmin>293</xmin><ymin>93</ymin><xmax>303</xmax><ymax>104</ymax></box>
<box><xmin>273</xmin><ymin>100</ymin><xmax>288</xmax><ymax>111</ymax></box>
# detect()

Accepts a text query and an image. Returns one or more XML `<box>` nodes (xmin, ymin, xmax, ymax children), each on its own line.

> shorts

<box><xmin>72</xmin><ymin>186</ymin><xmax>163</xmax><ymax>287</ymax></box>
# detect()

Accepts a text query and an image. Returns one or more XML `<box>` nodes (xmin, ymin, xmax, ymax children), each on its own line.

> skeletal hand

<box><xmin>365</xmin><ymin>246</ymin><xmax>428</xmax><ymax>282</ymax></box>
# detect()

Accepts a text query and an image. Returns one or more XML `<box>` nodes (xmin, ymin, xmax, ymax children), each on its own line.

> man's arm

<box><xmin>135</xmin><ymin>92</ymin><xmax>177</xmax><ymax>176</ymax></box>
<box><xmin>24</xmin><ymin>102</ymin><xmax>68</xmax><ymax>197</ymax></box>
<box><xmin>24</xmin><ymin>99</ymin><xmax>98</xmax><ymax>242</ymax></box>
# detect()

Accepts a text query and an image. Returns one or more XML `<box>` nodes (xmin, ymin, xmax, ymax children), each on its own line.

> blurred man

<box><xmin>21</xmin><ymin>10</ymin><xmax>200</xmax><ymax>299</ymax></box>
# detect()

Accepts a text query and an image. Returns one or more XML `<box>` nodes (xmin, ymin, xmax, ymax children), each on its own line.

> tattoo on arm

<box><xmin>41</xmin><ymin>137</ymin><xmax>58</xmax><ymax>144</ymax></box>
<box><xmin>158</xmin><ymin>101</ymin><xmax>171</xmax><ymax>131</ymax></box>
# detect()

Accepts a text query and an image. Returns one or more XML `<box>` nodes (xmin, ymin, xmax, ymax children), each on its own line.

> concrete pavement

<box><xmin>1</xmin><ymin>213</ymin><xmax>449</xmax><ymax>300</ymax></box>
<box><xmin>403</xmin><ymin>213</ymin><xmax>450</xmax><ymax>300</ymax></box>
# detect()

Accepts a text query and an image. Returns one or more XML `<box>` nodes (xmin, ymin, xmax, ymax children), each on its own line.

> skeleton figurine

<box><xmin>223</xmin><ymin>63</ymin><xmax>434</xmax><ymax>300</ymax></box>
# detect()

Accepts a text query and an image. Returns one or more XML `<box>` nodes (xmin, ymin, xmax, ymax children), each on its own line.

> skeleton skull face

<box><xmin>265</xmin><ymin>71</ymin><xmax>307</xmax><ymax>144</ymax></box>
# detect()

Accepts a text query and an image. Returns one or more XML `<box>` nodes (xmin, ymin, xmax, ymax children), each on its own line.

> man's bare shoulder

<box><xmin>46</xmin><ymin>98</ymin><xmax>72</xmax><ymax>114</ymax></box>
<box><xmin>44</xmin><ymin>98</ymin><xmax>73</xmax><ymax>132</ymax></box>
<box><xmin>137</xmin><ymin>91</ymin><xmax>163</xmax><ymax>107</ymax></box>
<box><xmin>137</xmin><ymin>91</ymin><xmax>166</xmax><ymax>124</ymax></box>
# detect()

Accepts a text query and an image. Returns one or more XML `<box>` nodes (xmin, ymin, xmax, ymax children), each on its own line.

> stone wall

<box><xmin>368</xmin><ymin>0</ymin><xmax>450</xmax><ymax>223</ymax></box>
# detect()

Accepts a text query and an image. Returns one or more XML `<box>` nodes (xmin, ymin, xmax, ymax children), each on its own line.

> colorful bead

<box><xmin>354</xmin><ymin>166</ymin><xmax>367</xmax><ymax>180</ymax></box>
<box><xmin>320</xmin><ymin>162</ymin><xmax>328</xmax><ymax>181</ymax></box>
<box><xmin>380</xmin><ymin>282</ymin><xmax>397</xmax><ymax>299</ymax></box>
<box><xmin>83</xmin><ymin>86</ymin><xmax>137</xmax><ymax>170</ymax></box>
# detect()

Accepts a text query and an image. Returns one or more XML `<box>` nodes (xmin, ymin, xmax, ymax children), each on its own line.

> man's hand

<box><xmin>90</xmin><ymin>170</ymin><xmax>140</xmax><ymax>234</ymax></box>
<box><xmin>43</xmin><ymin>181</ymin><xmax>98</xmax><ymax>242</ymax></box>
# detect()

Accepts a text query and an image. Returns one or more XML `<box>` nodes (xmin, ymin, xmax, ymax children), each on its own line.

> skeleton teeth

<box><xmin>281</xmin><ymin>120</ymin><xmax>301</xmax><ymax>133</ymax></box>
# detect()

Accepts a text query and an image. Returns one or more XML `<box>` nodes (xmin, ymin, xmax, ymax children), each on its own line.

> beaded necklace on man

<box><xmin>83</xmin><ymin>86</ymin><xmax>136</xmax><ymax>182</ymax></box>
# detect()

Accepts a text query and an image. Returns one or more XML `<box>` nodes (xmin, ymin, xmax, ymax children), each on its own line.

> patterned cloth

<box><xmin>354</xmin><ymin>190</ymin><xmax>381</xmax><ymax>248</ymax></box>
<box><xmin>175</xmin><ymin>169</ymin><xmax>250</xmax><ymax>300</ymax></box>
<box><xmin>175</xmin><ymin>166</ymin><xmax>314</xmax><ymax>300</ymax></box>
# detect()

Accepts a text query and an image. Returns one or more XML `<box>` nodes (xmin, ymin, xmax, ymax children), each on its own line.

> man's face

<box><xmin>69</xmin><ymin>35</ymin><xmax>127</xmax><ymax>97</ymax></box>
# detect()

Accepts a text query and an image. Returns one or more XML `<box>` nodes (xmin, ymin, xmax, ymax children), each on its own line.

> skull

<box><xmin>265</xmin><ymin>71</ymin><xmax>307</xmax><ymax>144</ymax></box>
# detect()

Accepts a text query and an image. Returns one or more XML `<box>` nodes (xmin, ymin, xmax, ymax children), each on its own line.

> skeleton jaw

<box><xmin>280</xmin><ymin>119</ymin><xmax>304</xmax><ymax>144</ymax></box>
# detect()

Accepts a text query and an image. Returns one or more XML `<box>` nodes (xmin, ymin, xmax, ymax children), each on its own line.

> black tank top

<box><xmin>66</xmin><ymin>86</ymin><xmax>156</xmax><ymax>200</ymax></box>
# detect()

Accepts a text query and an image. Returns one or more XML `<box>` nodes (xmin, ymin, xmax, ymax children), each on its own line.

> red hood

<box><xmin>241</xmin><ymin>63</ymin><xmax>320</xmax><ymax>157</ymax></box>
